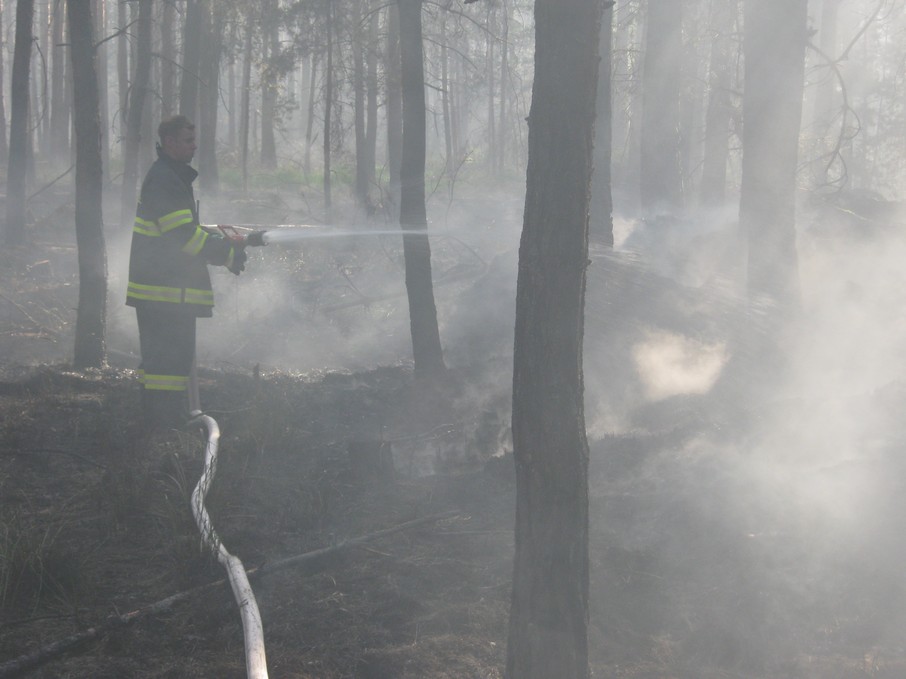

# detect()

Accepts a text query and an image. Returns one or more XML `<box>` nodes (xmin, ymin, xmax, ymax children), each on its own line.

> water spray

<box><xmin>203</xmin><ymin>224</ymin><xmax>439</xmax><ymax>247</ymax></box>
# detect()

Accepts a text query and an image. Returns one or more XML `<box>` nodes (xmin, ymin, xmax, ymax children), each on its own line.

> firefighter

<box><xmin>126</xmin><ymin>115</ymin><xmax>246</xmax><ymax>429</ymax></box>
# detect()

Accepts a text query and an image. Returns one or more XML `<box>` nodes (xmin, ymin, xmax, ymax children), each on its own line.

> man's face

<box><xmin>162</xmin><ymin>127</ymin><xmax>197</xmax><ymax>163</ymax></box>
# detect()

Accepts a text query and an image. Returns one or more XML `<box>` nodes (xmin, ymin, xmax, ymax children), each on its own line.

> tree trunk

<box><xmin>496</xmin><ymin>0</ymin><xmax>509</xmax><ymax>176</ymax></box>
<box><xmin>4</xmin><ymin>0</ymin><xmax>34</xmax><ymax>247</ymax></box>
<box><xmin>365</xmin><ymin>8</ymin><xmax>379</xmax><ymax>209</ymax></box>
<box><xmin>198</xmin><ymin>3</ymin><xmax>223</xmax><ymax>193</ymax></box>
<box><xmin>68</xmin><ymin>0</ymin><xmax>107</xmax><ymax>369</ymax></box>
<box><xmin>397</xmin><ymin>0</ymin><xmax>445</xmax><ymax>379</ymax></box>
<box><xmin>260</xmin><ymin>6</ymin><xmax>278</xmax><ymax>170</ymax></box>
<box><xmin>179</xmin><ymin>0</ymin><xmax>203</xmax><ymax>121</ymax></box>
<box><xmin>119</xmin><ymin>0</ymin><xmax>152</xmax><ymax>228</ymax></box>
<box><xmin>353</xmin><ymin>0</ymin><xmax>368</xmax><ymax>209</ymax></box>
<box><xmin>385</xmin><ymin>2</ymin><xmax>402</xmax><ymax>220</ymax></box>
<box><xmin>304</xmin><ymin>53</ymin><xmax>317</xmax><ymax>179</ymax></box>
<box><xmin>92</xmin><ymin>0</ymin><xmax>108</xmax><ymax>183</ymax></box>
<box><xmin>589</xmin><ymin>1</ymin><xmax>614</xmax><ymax>246</ymax></box>
<box><xmin>323</xmin><ymin>0</ymin><xmax>333</xmax><ymax>216</ymax></box>
<box><xmin>160</xmin><ymin>0</ymin><xmax>176</xmax><ymax>120</ymax></box>
<box><xmin>239</xmin><ymin>14</ymin><xmax>253</xmax><ymax>193</ymax></box>
<box><xmin>116</xmin><ymin>0</ymin><xmax>128</xmax><ymax>126</ymax></box>
<box><xmin>0</xmin><ymin>0</ymin><xmax>9</xmax><ymax>165</ymax></box>
<box><xmin>640</xmin><ymin>0</ymin><xmax>683</xmax><ymax>214</ymax></box>
<box><xmin>506</xmin><ymin>0</ymin><xmax>600</xmax><ymax>675</ymax></box>
<box><xmin>51</xmin><ymin>0</ymin><xmax>69</xmax><ymax>160</ymax></box>
<box><xmin>740</xmin><ymin>0</ymin><xmax>807</xmax><ymax>314</ymax></box>
<box><xmin>700</xmin><ymin>0</ymin><xmax>738</xmax><ymax>206</ymax></box>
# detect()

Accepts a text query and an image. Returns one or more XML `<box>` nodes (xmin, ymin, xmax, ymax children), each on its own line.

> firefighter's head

<box><xmin>159</xmin><ymin>115</ymin><xmax>197</xmax><ymax>164</ymax></box>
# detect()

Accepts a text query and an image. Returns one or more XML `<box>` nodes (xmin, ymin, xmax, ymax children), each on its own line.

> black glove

<box><xmin>227</xmin><ymin>247</ymin><xmax>247</xmax><ymax>275</ymax></box>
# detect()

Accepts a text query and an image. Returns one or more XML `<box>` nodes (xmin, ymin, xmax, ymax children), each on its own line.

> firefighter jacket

<box><xmin>126</xmin><ymin>150</ymin><xmax>237</xmax><ymax>317</ymax></box>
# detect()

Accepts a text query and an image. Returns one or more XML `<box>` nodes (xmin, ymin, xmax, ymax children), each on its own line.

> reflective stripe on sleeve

<box><xmin>184</xmin><ymin>288</ymin><xmax>214</xmax><ymax>305</ymax></box>
<box><xmin>182</xmin><ymin>227</ymin><xmax>209</xmax><ymax>255</ymax></box>
<box><xmin>158</xmin><ymin>209</ymin><xmax>194</xmax><ymax>233</ymax></box>
<box><xmin>141</xmin><ymin>373</ymin><xmax>189</xmax><ymax>392</ymax></box>
<box><xmin>133</xmin><ymin>217</ymin><xmax>160</xmax><ymax>236</ymax></box>
<box><xmin>225</xmin><ymin>247</ymin><xmax>235</xmax><ymax>270</ymax></box>
<box><xmin>127</xmin><ymin>282</ymin><xmax>183</xmax><ymax>303</ymax></box>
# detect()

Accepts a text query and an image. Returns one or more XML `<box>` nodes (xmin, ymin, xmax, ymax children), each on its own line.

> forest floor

<box><xmin>3</xmin><ymin>187</ymin><xmax>906</xmax><ymax>678</ymax></box>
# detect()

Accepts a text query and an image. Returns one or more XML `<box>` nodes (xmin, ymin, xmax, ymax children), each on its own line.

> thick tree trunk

<box><xmin>385</xmin><ymin>3</ymin><xmax>402</xmax><ymax>220</ymax></box>
<box><xmin>640</xmin><ymin>0</ymin><xmax>683</xmax><ymax>214</ymax></box>
<box><xmin>397</xmin><ymin>0</ymin><xmax>445</xmax><ymax>379</ymax></box>
<box><xmin>119</xmin><ymin>0</ymin><xmax>152</xmax><ymax>228</ymax></box>
<box><xmin>68</xmin><ymin>0</ymin><xmax>107</xmax><ymax>369</ymax></box>
<box><xmin>506</xmin><ymin>0</ymin><xmax>600</xmax><ymax>676</ymax></box>
<box><xmin>740</xmin><ymin>0</ymin><xmax>807</xmax><ymax>313</ymax></box>
<box><xmin>700</xmin><ymin>0</ymin><xmax>738</xmax><ymax>206</ymax></box>
<box><xmin>589</xmin><ymin>1</ymin><xmax>614</xmax><ymax>246</ymax></box>
<box><xmin>4</xmin><ymin>0</ymin><xmax>34</xmax><ymax>247</ymax></box>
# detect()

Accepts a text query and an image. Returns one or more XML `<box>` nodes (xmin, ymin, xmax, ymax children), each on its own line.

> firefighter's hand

<box><xmin>227</xmin><ymin>247</ymin><xmax>247</xmax><ymax>275</ymax></box>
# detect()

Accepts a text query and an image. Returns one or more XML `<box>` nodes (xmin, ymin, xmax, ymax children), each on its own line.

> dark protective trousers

<box><xmin>135</xmin><ymin>305</ymin><xmax>196</xmax><ymax>428</ymax></box>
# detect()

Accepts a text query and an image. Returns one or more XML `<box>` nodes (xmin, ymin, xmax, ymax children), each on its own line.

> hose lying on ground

<box><xmin>0</xmin><ymin>481</ymin><xmax>456</xmax><ymax>679</ymax></box>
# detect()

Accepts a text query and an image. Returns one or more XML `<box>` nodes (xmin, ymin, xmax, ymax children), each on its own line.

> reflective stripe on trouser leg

<box><xmin>135</xmin><ymin>306</ymin><xmax>196</xmax><ymax>419</ymax></box>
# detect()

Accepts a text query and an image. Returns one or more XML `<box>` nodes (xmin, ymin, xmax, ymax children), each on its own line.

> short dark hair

<box><xmin>158</xmin><ymin>115</ymin><xmax>194</xmax><ymax>143</ymax></box>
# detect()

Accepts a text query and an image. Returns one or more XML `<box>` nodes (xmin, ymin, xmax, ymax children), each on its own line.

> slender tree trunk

<box><xmin>397</xmin><ymin>0</ymin><xmax>445</xmax><ymax>379</ymax></box>
<box><xmin>119</xmin><ymin>0</ymin><xmax>152</xmax><ymax>228</ymax></box>
<box><xmin>353</xmin><ymin>0</ymin><xmax>368</xmax><ymax>209</ymax></box>
<box><xmin>506</xmin><ymin>0</ymin><xmax>601</xmax><ymax>675</ymax></box>
<box><xmin>590</xmin><ymin>0</ymin><xmax>614</xmax><ymax>246</ymax></box>
<box><xmin>116</xmin><ymin>0</ymin><xmax>128</xmax><ymax>130</ymax></box>
<box><xmin>239</xmin><ymin>15</ymin><xmax>253</xmax><ymax>193</ymax></box>
<box><xmin>179</xmin><ymin>0</ymin><xmax>203</xmax><ymax>121</ymax></box>
<box><xmin>496</xmin><ymin>0</ymin><xmax>509</xmax><ymax>176</ymax></box>
<box><xmin>93</xmin><ymin>0</ymin><xmax>108</xmax><ymax>183</ymax></box>
<box><xmin>51</xmin><ymin>0</ymin><xmax>69</xmax><ymax>160</ymax></box>
<box><xmin>68</xmin><ymin>0</ymin><xmax>107</xmax><ymax>369</ymax></box>
<box><xmin>640</xmin><ymin>0</ymin><xmax>683</xmax><ymax>214</ymax></box>
<box><xmin>740</xmin><ymin>0</ymin><xmax>807</xmax><ymax>314</ymax></box>
<box><xmin>700</xmin><ymin>0</ymin><xmax>738</xmax><ymax>206</ymax></box>
<box><xmin>4</xmin><ymin>0</ymin><xmax>34</xmax><ymax>247</ymax></box>
<box><xmin>0</xmin><ymin>0</ymin><xmax>9</xmax><ymax>165</ymax></box>
<box><xmin>385</xmin><ymin>2</ymin><xmax>402</xmax><ymax>220</ymax></box>
<box><xmin>323</xmin><ymin>0</ymin><xmax>333</xmax><ymax>216</ymax></box>
<box><xmin>485</xmin><ymin>6</ymin><xmax>496</xmax><ymax>178</ymax></box>
<box><xmin>304</xmin><ymin>53</ymin><xmax>317</xmax><ymax>179</ymax></box>
<box><xmin>260</xmin><ymin>7</ymin><xmax>278</xmax><ymax>169</ymax></box>
<box><xmin>198</xmin><ymin>3</ymin><xmax>223</xmax><ymax>193</ymax></box>
<box><xmin>365</xmin><ymin>8</ymin><xmax>379</xmax><ymax>208</ymax></box>
<box><xmin>160</xmin><ymin>0</ymin><xmax>176</xmax><ymax>120</ymax></box>
<box><xmin>440</xmin><ymin>23</ymin><xmax>453</xmax><ymax>180</ymax></box>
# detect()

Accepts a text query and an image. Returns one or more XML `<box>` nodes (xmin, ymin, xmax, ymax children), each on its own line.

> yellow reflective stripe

<box><xmin>184</xmin><ymin>288</ymin><xmax>214</xmax><ymax>305</ymax></box>
<box><xmin>133</xmin><ymin>217</ymin><xmax>160</xmax><ymax>236</ymax></box>
<box><xmin>137</xmin><ymin>368</ymin><xmax>146</xmax><ymax>384</ymax></box>
<box><xmin>182</xmin><ymin>227</ymin><xmax>209</xmax><ymax>255</ymax></box>
<box><xmin>225</xmin><ymin>247</ymin><xmax>235</xmax><ymax>269</ymax></box>
<box><xmin>159</xmin><ymin>209</ymin><xmax>194</xmax><ymax>233</ymax></box>
<box><xmin>127</xmin><ymin>282</ymin><xmax>182</xmax><ymax>303</ymax></box>
<box><xmin>142</xmin><ymin>373</ymin><xmax>189</xmax><ymax>392</ymax></box>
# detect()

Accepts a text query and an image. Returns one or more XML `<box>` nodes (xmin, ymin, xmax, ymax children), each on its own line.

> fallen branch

<box><xmin>0</xmin><ymin>510</ymin><xmax>459</xmax><ymax>679</ymax></box>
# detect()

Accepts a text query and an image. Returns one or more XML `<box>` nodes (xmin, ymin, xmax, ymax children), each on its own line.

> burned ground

<box><xmin>4</xmin><ymin>194</ymin><xmax>906</xmax><ymax>677</ymax></box>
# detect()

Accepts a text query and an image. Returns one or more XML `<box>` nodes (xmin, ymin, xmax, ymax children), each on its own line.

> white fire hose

<box><xmin>190</xmin><ymin>411</ymin><xmax>268</xmax><ymax>679</ymax></box>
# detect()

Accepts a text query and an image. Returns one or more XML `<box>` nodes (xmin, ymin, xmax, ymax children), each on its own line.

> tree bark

<box><xmin>179</xmin><ymin>0</ymin><xmax>204</xmax><ymax>121</ymax></box>
<box><xmin>740</xmin><ymin>0</ymin><xmax>807</xmax><ymax>314</ymax></box>
<box><xmin>506</xmin><ymin>0</ymin><xmax>600</xmax><ymax>675</ymax></box>
<box><xmin>160</xmin><ymin>0</ymin><xmax>176</xmax><ymax>120</ymax></box>
<box><xmin>323</xmin><ymin>0</ymin><xmax>333</xmax><ymax>216</ymax></box>
<box><xmin>93</xmin><ymin>0</ymin><xmax>108</xmax><ymax>183</ymax></box>
<box><xmin>353</xmin><ymin>0</ymin><xmax>369</xmax><ymax>209</ymax></box>
<box><xmin>589</xmin><ymin>1</ymin><xmax>614</xmax><ymax>246</ymax></box>
<box><xmin>239</xmin><ymin>14</ymin><xmax>253</xmax><ymax>194</ymax></box>
<box><xmin>51</xmin><ymin>0</ymin><xmax>69</xmax><ymax>159</ymax></box>
<box><xmin>4</xmin><ymin>0</ymin><xmax>35</xmax><ymax>247</ymax></box>
<box><xmin>385</xmin><ymin>2</ymin><xmax>402</xmax><ymax>220</ymax></box>
<box><xmin>640</xmin><ymin>0</ymin><xmax>684</xmax><ymax>214</ymax></box>
<box><xmin>198</xmin><ymin>2</ymin><xmax>223</xmax><ymax>193</ymax></box>
<box><xmin>397</xmin><ymin>0</ymin><xmax>445</xmax><ymax>379</ymax></box>
<box><xmin>68</xmin><ymin>0</ymin><xmax>107</xmax><ymax>369</ymax></box>
<box><xmin>119</xmin><ymin>0</ymin><xmax>153</xmax><ymax>228</ymax></box>
<box><xmin>116</xmin><ymin>0</ymin><xmax>128</xmax><ymax>126</ymax></box>
<box><xmin>700</xmin><ymin>0</ymin><xmax>738</xmax><ymax>206</ymax></box>
<box><xmin>260</xmin><ymin>3</ymin><xmax>278</xmax><ymax>170</ymax></box>
<box><xmin>0</xmin><ymin>0</ymin><xmax>10</xmax><ymax>166</ymax></box>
